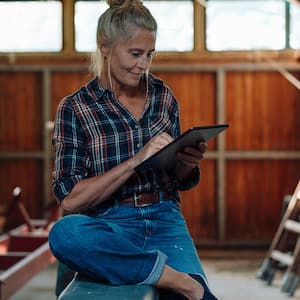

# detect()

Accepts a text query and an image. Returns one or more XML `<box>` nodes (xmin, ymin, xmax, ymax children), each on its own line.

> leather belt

<box><xmin>119</xmin><ymin>191</ymin><xmax>171</xmax><ymax>207</ymax></box>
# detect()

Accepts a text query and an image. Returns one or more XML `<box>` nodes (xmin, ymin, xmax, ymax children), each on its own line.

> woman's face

<box><xmin>108</xmin><ymin>28</ymin><xmax>156</xmax><ymax>89</ymax></box>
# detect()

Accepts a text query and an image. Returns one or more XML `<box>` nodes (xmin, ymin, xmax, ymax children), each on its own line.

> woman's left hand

<box><xmin>176</xmin><ymin>141</ymin><xmax>208</xmax><ymax>169</ymax></box>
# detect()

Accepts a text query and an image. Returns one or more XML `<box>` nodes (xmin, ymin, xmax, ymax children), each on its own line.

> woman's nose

<box><xmin>137</xmin><ymin>55</ymin><xmax>150</xmax><ymax>70</ymax></box>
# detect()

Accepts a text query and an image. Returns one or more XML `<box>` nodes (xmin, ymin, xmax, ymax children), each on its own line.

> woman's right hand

<box><xmin>61</xmin><ymin>133</ymin><xmax>173</xmax><ymax>213</ymax></box>
<box><xmin>132</xmin><ymin>132</ymin><xmax>174</xmax><ymax>167</ymax></box>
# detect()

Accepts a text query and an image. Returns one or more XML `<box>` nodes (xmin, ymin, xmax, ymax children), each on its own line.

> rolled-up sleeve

<box><xmin>52</xmin><ymin>98</ymin><xmax>87</xmax><ymax>203</ymax></box>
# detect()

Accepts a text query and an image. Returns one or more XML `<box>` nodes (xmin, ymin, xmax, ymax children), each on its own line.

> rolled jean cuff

<box><xmin>138</xmin><ymin>251</ymin><xmax>167</xmax><ymax>286</ymax></box>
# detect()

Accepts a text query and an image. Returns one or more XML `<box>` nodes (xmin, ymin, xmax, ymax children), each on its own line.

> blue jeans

<box><xmin>49</xmin><ymin>199</ymin><xmax>209</xmax><ymax>289</ymax></box>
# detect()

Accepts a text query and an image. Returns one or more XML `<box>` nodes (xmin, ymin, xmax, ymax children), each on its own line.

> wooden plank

<box><xmin>0</xmin><ymin>253</ymin><xmax>29</xmax><ymax>269</ymax></box>
<box><xmin>0</xmin><ymin>72</ymin><xmax>43</xmax><ymax>151</ymax></box>
<box><xmin>226</xmin><ymin>71</ymin><xmax>300</xmax><ymax>151</ymax></box>
<box><xmin>51</xmin><ymin>71</ymin><xmax>91</xmax><ymax>120</ymax></box>
<box><xmin>226</xmin><ymin>161</ymin><xmax>300</xmax><ymax>240</ymax></box>
<box><xmin>270</xmin><ymin>250</ymin><xmax>293</xmax><ymax>266</ymax></box>
<box><xmin>0</xmin><ymin>242</ymin><xmax>55</xmax><ymax>300</ymax></box>
<box><xmin>285</xmin><ymin>220</ymin><xmax>300</xmax><ymax>234</ymax></box>
<box><xmin>7</xmin><ymin>235</ymin><xmax>48</xmax><ymax>252</ymax></box>
<box><xmin>181</xmin><ymin>160</ymin><xmax>217</xmax><ymax>239</ymax></box>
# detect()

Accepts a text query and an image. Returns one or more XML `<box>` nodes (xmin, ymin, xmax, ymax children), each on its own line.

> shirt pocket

<box><xmin>149</xmin><ymin>116</ymin><xmax>174</xmax><ymax>137</ymax></box>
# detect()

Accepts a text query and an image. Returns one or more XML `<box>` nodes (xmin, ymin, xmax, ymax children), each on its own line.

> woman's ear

<box><xmin>99</xmin><ymin>40</ymin><xmax>110</xmax><ymax>58</ymax></box>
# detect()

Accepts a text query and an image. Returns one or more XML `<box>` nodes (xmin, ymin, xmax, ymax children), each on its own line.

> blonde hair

<box><xmin>90</xmin><ymin>0</ymin><xmax>157</xmax><ymax>78</ymax></box>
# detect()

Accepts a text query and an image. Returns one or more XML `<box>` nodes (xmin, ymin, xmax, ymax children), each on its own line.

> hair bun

<box><xmin>107</xmin><ymin>0</ymin><xmax>143</xmax><ymax>9</ymax></box>
<box><xmin>106</xmin><ymin>0</ymin><xmax>123</xmax><ymax>8</ymax></box>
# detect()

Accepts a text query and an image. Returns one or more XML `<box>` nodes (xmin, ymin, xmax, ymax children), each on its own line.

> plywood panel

<box><xmin>154</xmin><ymin>71</ymin><xmax>217</xmax><ymax>149</ymax></box>
<box><xmin>0</xmin><ymin>72</ymin><xmax>43</xmax><ymax>151</ymax></box>
<box><xmin>1</xmin><ymin>67</ymin><xmax>297</xmax><ymax>245</ymax></box>
<box><xmin>226</xmin><ymin>160</ymin><xmax>300</xmax><ymax>240</ymax></box>
<box><xmin>226</xmin><ymin>71</ymin><xmax>300</xmax><ymax>150</ymax></box>
<box><xmin>51</xmin><ymin>71</ymin><xmax>92</xmax><ymax>120</ymax></box>
<box><xmin>181</xmin><ymin>160</ymin><xmax>217</xmax><ymax>240</ymax></box>
<box><xmin>0</xmin><ymin>159</ymin><xmax>44</xmax><ymax>230</ymax></box>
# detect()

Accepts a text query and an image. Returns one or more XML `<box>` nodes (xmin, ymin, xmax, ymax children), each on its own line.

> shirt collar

<box><xmin>86</xmin><ymin>77</ymin><xmax>111</xmax><ymax>102</ymax></box>
<box><xmin>87</xmin><ymin>74</ymin><xmax>163</xmax><ymax>102</ymax></box>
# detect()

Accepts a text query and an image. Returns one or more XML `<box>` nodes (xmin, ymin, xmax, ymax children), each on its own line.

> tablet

<box><xmin>134</xmin><ymin>124</ymin><xmax>229</xmax><ymax>172</ymax></box>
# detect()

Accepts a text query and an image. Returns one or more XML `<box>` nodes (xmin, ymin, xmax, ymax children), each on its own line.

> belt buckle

<box><xmin>133</xmin><ymin>192</ymin><xmax>151</xmax><ymax>207</ymax></box>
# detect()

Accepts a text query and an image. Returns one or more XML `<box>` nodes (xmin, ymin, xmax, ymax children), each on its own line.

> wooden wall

<box><xmin>0</xmin><ymin>65</ymin><xmax>299</xmax><ymax>247</ymax></box>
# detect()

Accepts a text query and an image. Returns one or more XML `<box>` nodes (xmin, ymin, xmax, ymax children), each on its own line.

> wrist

<box><xmin>175</xmin><ymin>161</ymin><xmax>198</xmax><ymax>181</ymax></box>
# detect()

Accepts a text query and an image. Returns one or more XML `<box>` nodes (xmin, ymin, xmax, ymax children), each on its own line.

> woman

<box><xmin>49</xmin><ymin>1</ymin><xmax>217</xmax><ymax>299</ymax></box>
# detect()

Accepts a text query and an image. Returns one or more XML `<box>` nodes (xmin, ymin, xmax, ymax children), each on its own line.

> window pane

<box><xmin>206</xmin><ymin>0</ymin><xmax>286</xmax><ymax>51</ymax></box>
<box><xmin>145</xmin><ymin>1</ymin><xmax>194</xmax><ymax>51</ymax></box>
<box><xmin>75</xmin><ymin>0</ymin><xmax>193</xmax><ymax>52</ymax></box>
<box><xmin>0</xmin><ymin>1</ymin><xmax>62</xmax><ymax>52</ymax></box>
<box><xmin>75</xmin><ymin>1</ymin><xmax>107</xmax><ymax>52</ymax></box>
<box><xmin>290</xmin><ymin>3</ymin><xmax>300</xmax><ymax>49</ymax></box>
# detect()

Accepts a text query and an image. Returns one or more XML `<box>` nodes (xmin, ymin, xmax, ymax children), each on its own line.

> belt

<box><xmin>119</xmin><ymin>191</ymin><xmax>171</xmax><ymax>207</ymax></box>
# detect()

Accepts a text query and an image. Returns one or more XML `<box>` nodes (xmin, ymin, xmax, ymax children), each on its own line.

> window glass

<box><xmin>0</xmin><ymin>1</ymin><xmax>62</xmax><ymax>52</ymax></box>
<box><xmin>206</xmin><ymin>0</ymin><xmax>286</xmax><ymax>51</ymax></box>
<box><xmin>75</xmin><ymin>0</ymin><xmax>194</xmax><ymax>52</ymax></box>
<box><xmin>145</xmin><ymin>1</ymin><xmax>194</xmax><ymax>51</ymax></box>
<box><xmin>290</xmin><ymin>3</ymin><xmax>300</xmax><ymax>49</ymax></box>
<box><xmin>75</xmin><ymin>1</ymin><xmax>107</xmax><ymax>52</ymax></box>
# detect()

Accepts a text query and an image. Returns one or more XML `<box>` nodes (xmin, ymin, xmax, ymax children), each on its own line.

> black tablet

<box><xmin>134</xmin><ymin>124</ymin><xmax>229</xmax><ymax>172</ymax></box>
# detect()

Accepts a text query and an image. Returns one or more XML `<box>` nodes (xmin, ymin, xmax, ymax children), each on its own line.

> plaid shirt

<box><xmin>52</xmin><ymin>74</ymin><xmax>199</xmax><ymax>204</ymax></box>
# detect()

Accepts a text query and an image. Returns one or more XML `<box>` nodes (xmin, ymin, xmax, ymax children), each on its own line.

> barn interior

<box><xmin>0</xmin><ymin>0</ymin><xmax>300</xmax><ymax>299</ymax></box>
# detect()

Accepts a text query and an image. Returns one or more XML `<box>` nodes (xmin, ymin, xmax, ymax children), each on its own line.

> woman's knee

<box><xmin>49</xmin><ymin>214</ymin><xmax>87</xmax><ymax>257</ymax></box>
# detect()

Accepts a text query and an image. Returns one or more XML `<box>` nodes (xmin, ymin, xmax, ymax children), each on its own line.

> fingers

<box><xmin>198</xmin><ymin>141</ymin><xmax>208</xmax><ymax>153</ymax></box>
<box><xmin>149</xmin><ymin>132</ymin><xmax>174</xmax><ymax>150</ymax></box>
<box><xmin>176</xmin><ymin>142</ymin><xmax>208</xmax><ymax>168</ymax></box>
<box><xmin>135</xmin><ymin>132</ymin><xmax>174</xmax><ymax>165</ymax></box>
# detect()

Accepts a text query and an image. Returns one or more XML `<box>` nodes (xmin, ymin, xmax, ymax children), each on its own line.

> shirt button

<box><xmin>135</xmin><ymin>125</ymin><xmax>139</xmax><ymax>129</ymax></box>
<box><xmin>137</xmin><ymin>143</ymin><xmax>141</xmax><ymax>148</ymax></box>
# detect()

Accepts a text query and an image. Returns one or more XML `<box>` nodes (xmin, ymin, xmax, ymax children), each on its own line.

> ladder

<box><xmin>257</xmin><ymin>180</ymin><xmax>300</xmax><ymax>297</ymax></box>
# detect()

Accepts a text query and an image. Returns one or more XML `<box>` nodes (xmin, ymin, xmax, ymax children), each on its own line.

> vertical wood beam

<box><xmin>194</xmin><ymin>0</ymin><xmax>206</xmax><ymax>52</ymax></box>
<box><xmin>216</xmin><ymin>69</ymin><xmax>226</xmax><ymax>242</ymax></box>
<box><xmin>42</xmin><ymin>69</ymin><xmax>51</xmax><ymax>211</ymax></box>
<box><xmin>62</xmin><ymin>0</ymin><xmax>75</xmax><ymax>54</ymax></box>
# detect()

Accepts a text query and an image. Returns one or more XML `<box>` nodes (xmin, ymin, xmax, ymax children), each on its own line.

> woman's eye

<box><xmin>131</xmin><ymin>52</ymin><xmax>153</xmax><ymax>59</ymax></box>
<box><xmin>132</xmin><ymin>52</ymin><xmax>141</xmax><ymax>57</ymax></box>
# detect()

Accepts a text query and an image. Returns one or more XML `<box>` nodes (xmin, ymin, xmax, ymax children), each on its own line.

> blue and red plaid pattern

<box><xmin>52</xmin><ymin>74</ymin><xmax>199</xmax><ymax>204</ymax></box>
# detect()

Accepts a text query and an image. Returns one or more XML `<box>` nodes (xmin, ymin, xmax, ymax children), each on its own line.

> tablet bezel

<box><xmin>134</xmin><ymin>124</ymin><xmax>229</xmax><ymax>172</ymax></box>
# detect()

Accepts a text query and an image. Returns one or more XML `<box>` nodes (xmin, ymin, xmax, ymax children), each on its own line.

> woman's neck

<box><xmin>99</xmin><ymin>72</ymin><xmax>145</xmax><ymax>100</ymax></box>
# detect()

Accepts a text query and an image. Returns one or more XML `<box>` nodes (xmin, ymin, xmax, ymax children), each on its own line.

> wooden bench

<box><xmin>0</xmin><ymin>187</ymin><xmax>56</xmax><ymax>299</ymax></box>
<box><xmin>58</xmin><ymin>274</ymin><xmax>160</xmax><ymax>300</ymax></box>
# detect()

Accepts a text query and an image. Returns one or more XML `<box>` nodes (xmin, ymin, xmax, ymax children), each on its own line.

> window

<box><xmin>205</xmin><ymin>0</ymin><xmax>300</xmax><ymax>51</ymax></box>
<box><xmin>206</xmin><ymin>0</ymin><xmax>286</xmax><ymax>51</ymax></box>
<box><xmin>0</xmin><ymin>0</ymin><xmax>298</xmax><ymax>57</ymax></box>
<box><xmin>290</xmin><ymin>2</ymin><xmax>300</xmax><ymax>49</ymax></box>
<box><xmin>0</xmin><ymin>1</ymin><xmax>62</xmax><ymax>52</ymax></box>
<box><xmin>74</xmin><ymin>0</ymin><xmax>194</xmax><ymax>52</ymax></box>
<box><xmin>74</xmin><ymin>1</ymin><xmax>107</xmax><ymax>52</ymax></box>
<box><xmin>144</xmin><ymin>0</ymin><xmax>194</xmax><ymax>51</ymax></box>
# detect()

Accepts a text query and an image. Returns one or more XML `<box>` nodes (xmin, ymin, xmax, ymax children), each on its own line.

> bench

<box><xmin>58</xmin><ymin>274</ymin><xmax>160</xmax><ymax>300</ymax></box>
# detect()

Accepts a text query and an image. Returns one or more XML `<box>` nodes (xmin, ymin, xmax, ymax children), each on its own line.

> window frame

<box><xmin>0</xmin><ymin>0</ymin><xmax>298</xmax><ymax>64</ymax></box>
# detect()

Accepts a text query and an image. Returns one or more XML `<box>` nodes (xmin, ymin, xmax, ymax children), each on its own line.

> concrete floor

<box><xmin>204</xmin><ymin>258</ymin><xmax>300</xmax><ymax>300</ymax></box>
<box><xmin>9</xmin><ymin>257</ymin><xmax>300</xmax><ymax>300</ymax></box>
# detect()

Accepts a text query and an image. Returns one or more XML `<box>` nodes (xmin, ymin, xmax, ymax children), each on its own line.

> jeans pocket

<box><xmin>165</xmin><ymin>200</ymin><xmax>181</xmax><ymax>212</ymax></box>
<box><xmin>88</xmin><ymin>205</ymin><xmax>114</xmax><ymax>218</ymax></box>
